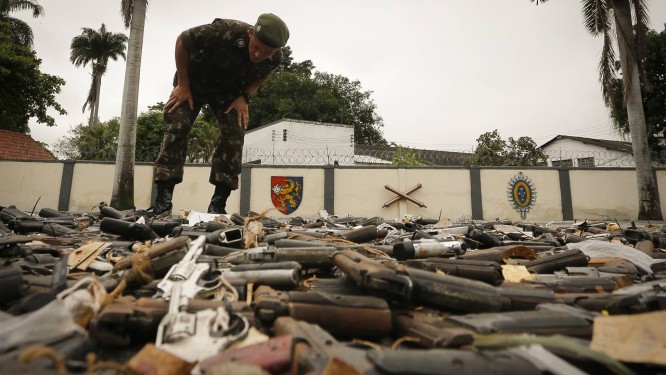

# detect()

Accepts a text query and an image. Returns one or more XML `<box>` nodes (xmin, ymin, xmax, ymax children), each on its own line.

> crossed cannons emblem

<box><xmin>382</xmin><ymin>183</ymin><xmax>427</xmax><ymax>208</ymax></box>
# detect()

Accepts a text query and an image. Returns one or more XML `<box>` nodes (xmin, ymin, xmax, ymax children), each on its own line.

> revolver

<box><xmin>156</xmin><ymin>281</ymin><xmax>249</xmax><ymax>364</ymax></box>
<box><xmin>155</xmin><ymin>236</ymin><xmax>222</xmax><ymax>300</ymax></box>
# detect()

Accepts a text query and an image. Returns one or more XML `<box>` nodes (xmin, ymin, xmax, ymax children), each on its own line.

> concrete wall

<box><xmin>1</xmin><ymin>160</ymin><xmax>665</xmax><ymax>221</ymax></box>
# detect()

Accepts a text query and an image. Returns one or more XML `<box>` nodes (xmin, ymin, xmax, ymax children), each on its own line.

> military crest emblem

<box><xmin>271</xmin><ymin>176</ymin><xmax>303</xmax><ymax>214</ymax></box>
<box><xmin>507</xmin><ymin>172</ymin><xmax>537</xmax><ymax>219</ymax></box>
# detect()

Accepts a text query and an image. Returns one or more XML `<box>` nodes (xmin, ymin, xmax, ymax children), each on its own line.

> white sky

<box><xmin>16</xmin><ymin>0</ymin><xmax>666</xmax><ymax>151</ymax></box>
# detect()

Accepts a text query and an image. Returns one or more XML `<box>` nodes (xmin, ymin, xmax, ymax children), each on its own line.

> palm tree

<box><xmin>0</xmin><ymin>0</ymin><xmax>44</xmax><ymax>46</ymax></box>
<box><xmin>533</xmin><ymin>0</ymin><xmax>662</xmax><ymax>220</ymax></box>
<box><xmin>111</xmin><ymin>0</ymin><xmax>148</xmax><ymax>209</ymax></box>
<box><xmin>70</xmin><ymin>24</ymin><xmax>127</xmax><ymax>127</ymax></box>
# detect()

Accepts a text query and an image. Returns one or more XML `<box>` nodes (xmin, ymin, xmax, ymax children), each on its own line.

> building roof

<box><xmin>0</xmin><ymin>130</ymin><xmax>55</xmax><ymax>160</ymax></box>
<box><xmin>354</xmin><ymin>144</ymin><xmax>472</xmax><ymax>166</ymax></box>
<box><xmin>539</xmin><ymin>135</ymin><xmax>633</xmax><ymax>154</ymax></box>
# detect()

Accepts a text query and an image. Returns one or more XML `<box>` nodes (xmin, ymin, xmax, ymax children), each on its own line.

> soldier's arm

<box><xmin>166</xmin><ymin>35</ymin><xmax>194</xmax><ymax>113</ymax></box>
<box><xmin>225</xmin><ymin>78</ymin><xmax>265</xmax><ymax>129</ymax></box>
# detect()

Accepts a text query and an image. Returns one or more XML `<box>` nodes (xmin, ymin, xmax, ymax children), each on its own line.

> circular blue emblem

<box><xmin>507</xmin><ymin>172</ymin><xmax>536</xmax><ymax>219</ymax></box>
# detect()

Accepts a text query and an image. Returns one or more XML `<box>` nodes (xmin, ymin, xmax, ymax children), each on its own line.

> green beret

<box><xmin>254</xmin><ymin>13</ymin><xmax>289</xmax><ymax>48</ymax></box>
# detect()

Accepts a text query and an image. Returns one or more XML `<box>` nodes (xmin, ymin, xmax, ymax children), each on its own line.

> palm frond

<box><xmin>120</xmin><ymin>0</ymin><xmax>133</xmax><ymax>28</ymax></box>
<box><xmin>529</xmin><ymin>0</ymin><xmax>548</xmax><ymax>5</ymax></box>
<box><xmin>3</xmin><ymin>0</ymin><xmax>44</xmax><ymax>17</ymax></box>
<box><xmin>612</xmin><ymin>0</ymin><xmax>641</xmax><ymax>104</ymax></box>
<box><xmin>82</xmin><ymin>74</ymin><xmax>96</xmax><ymax>113</ymax></box>
<box><xmin>630</xmin><ymin>0</ymin><xmax>652</xmax><ymax>90</ymax></box>
<box><xmin>581</xmin><ymin>0</ymin><xmax>611</xmax><ymax>35</ymax></box>
<box><xmin>70</xmin><ymin>24</ymin><xmax>127</xmax><ymax>67</ymax></box>
<box><xmin>599</xmin><ymin>27</ymin><xmax>616</xmax><ymax>106</ymax></box>
<box><xmin>7</xmin><ymin>16</ymin><xmax>32</xmax><ymax>46</ymax></box>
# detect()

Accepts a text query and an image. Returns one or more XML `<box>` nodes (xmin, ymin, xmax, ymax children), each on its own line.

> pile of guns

<box><xmin>0</xmin><ymin>203</ymin><xmax>664</xmax><ymax>374</ymax></box>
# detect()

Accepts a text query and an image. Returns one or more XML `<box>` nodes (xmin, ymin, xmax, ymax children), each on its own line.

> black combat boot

<box><xmin>138</xmin><ymin>181</ymin><xmax>175</xmax><ymax>217</ymax></box>
<box><xmin>207</xmin><ymin>184</ymin><xmax>232</xmax><ymax>214</ymax></box>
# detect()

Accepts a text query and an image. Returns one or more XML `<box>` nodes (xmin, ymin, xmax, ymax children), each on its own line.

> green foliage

<box><xmin>187</xmin><ymin>117</ymin><xmax>218</xmax><ymax>163</ymax></box>
<box><xmin>135</xmin><ymin>106</ymin><xmax>169</xmax><ymax>162</ymax></box>
<box><xmin>609</xmin><ymin>26</ymin><xmax>666</xmax><ymax>164</ymax></box>
<box><xmin>470</xmin><ymin>130</ymin><xmax>547</xmax><ymax>166</ymax></box>
<box><xmin>53</xmin><ymin>118</ymin><xmax>119</xmax><ymax>160</ymax></box>
<box><xmin>0</xmin><ymin>21</ymin><xmax>66</xmax><ymax>133</ymax></box>
<box><xmin>53</xmin><ymin>104</ymin><xmax>218</xmax><ymax>163</ymax></box>
<box><xmin>0</xmin><ymin>0</ymin><xmax>44</xmax><ymax>47</ymax></box>
<box><xmin>391</xmin><ymin>144</ymin><xmax>423</xmax><ymax>166</ymax></box>
<box><xmin>250</xmin><ymin>47</ymin><xmax>387</xmax><ymax>146</ymax></box>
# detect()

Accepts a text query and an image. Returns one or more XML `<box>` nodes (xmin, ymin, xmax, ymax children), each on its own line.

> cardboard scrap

<box><xmin>501</xmin><ymin>264</ymin><xmax>535</xmax><ymax>282</ymax></box>
<box><xmin>67</xmin><ymin>241</ymin><xmax>111</xmax><ymax>270</ymax></box>
<box><xmin>590</xmin><ymin>310</ymin><xmax>666</xmax><ymax>366</ymax></box>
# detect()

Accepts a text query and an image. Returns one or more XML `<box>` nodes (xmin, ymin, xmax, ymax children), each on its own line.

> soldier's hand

<box><xmin>166</xmin><ymin>85</ymin><xmax>194</xmax><ymax>113</ymax></box>
<box><xmin>225</xmin><ymin>97</ymin><xmax>250</xmax><ymax>129</ymax></box>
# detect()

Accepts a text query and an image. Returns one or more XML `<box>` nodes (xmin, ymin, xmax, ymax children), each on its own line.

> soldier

<box><xmin>143</xmin><ymin>14</ymin><xmax>289</xmax><ymax>216</ymax></box>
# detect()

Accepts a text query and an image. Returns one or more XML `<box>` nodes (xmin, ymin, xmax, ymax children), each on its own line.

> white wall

<box><xmin>243</xmin><ymin>120</ymin><xmax>354</xmax><ymax>165</ymax></box>
<box><xmin>541</xmin><ymin>138</ymin><xmax>634</xmax><ymax>167</ymax></box>
<box><xmin>2</xmin><ymin>160</ymin><xmax>665</xmax><ymax>221</ymax></box>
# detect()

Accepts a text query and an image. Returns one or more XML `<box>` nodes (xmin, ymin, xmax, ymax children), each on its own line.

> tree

<box><xmin>250</xmin><ymin>47</ymin><xmax>387</xmax><ymax>146</ymax></box>
<box><xmin>470</xmin><ymin>130</ymin><xmax>547</xmax><ymax>166</ymax></box>
<box><xmin>391</xmin><ymin>144</ymin><xmax>423</xmax><ymax>166</ymax></box>
<box><xmin>135</xmin><ymin>103</ymin><xmax>168</xmax><ymax>163</ymax></box>
<box><xmin>54</xmin><ymin>105</ymin><xmax>161</xmax><ymax>162</ymax></box>
<box><xmin>53</xmin><ymin>118</ymin><xmax>119</xmax><ymax>160</ymax></box>
<box><xmin>70</xmin><ymin>24</ymin><xmax>127</xmax><ymax>127</ymax></box>
<box><xmin>609</xmin><ymin>25</ymin><xmax>666</xmax><ymax>164</ymax></box>
<box><xmin>111</xmin><ymin>0</ymin><xmax>148</xmax><ymax>209</ymax></box>
<box><xmin>0</xmin><ymin>0</ymin><xmax>43</xmax><ymax>47</ymax></box>
<box><xmin>53</xmin><ymin>104</ymin><xmax>215</xmax><ymax>163</ymax></box>
<box><xmin>0</xmin><ymin>21</ymin><xmax>66</xmax><ymax>133</ymax></box>
<box><xmin>532</xmin><ymin>0</ymin><xmax>662</xmax><ymax>220</ymax></box>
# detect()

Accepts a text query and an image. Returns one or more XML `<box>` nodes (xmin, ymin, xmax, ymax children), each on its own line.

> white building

<box><xmin>243</xmin><ymin>119</ymin><xmax>355</xmax><ymax>165</ymax></box>
<box><xmin>539</xmin><ymin>135</ymin><xmax>634</xmax><ymax>168</ymax></box>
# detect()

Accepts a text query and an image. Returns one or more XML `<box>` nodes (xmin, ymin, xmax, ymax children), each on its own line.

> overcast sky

<box><xmin>16</xmin><ymin>0</ymin><xmax>666</xmax><ymax>151</ymax></box>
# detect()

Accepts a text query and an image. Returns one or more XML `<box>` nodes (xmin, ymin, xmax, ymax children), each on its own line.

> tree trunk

<box><xmin>90</xmin><ymin>71</ymin><xmax>102</xmax><ymax>127</ymax></box>
<box><xmin>111</xmin><ymin>0</ymin><xmax>146</xmax><ymax>209</ymax></box>
<box><xmin>612</xmin><ymin>0</ymin><xmax>663</xmax><ymax>220</ymax></box>
<box><xmin>93</xmin><ymin>72</ymin><xmax>101</xmax><ymax>126</ymax></box>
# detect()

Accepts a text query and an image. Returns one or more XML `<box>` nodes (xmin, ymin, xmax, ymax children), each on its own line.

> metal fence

<box><xmin>52</xmin><ymin>142</ymin><xmax>662</xmax><ymax>168</ymax></box>
<box><xmin>241</xmin><ymin>147</ymin><xmax>659</xmax><ymax>168</ymax></box>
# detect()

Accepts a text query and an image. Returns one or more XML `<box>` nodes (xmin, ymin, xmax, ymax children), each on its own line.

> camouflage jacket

<box><xmin>177</xmin><ymin>18</ymin><xmax>282</xmax><ymax>97</ymax></box>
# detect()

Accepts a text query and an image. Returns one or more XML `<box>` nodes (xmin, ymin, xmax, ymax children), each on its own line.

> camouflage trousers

<box><xmin>154</xmin><ymin>95</ymin><xmax>245</xmax><ymax>190</ymax></box>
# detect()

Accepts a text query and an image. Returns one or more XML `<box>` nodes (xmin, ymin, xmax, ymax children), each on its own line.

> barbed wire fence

<box><xmin>50</xmin><ymin>140</ymin><xmax>662</xmax><ymax>168</ymax></box>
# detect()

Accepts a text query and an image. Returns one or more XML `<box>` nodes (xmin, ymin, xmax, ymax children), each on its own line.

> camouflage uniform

<box><xmin>154</xmin><ymin>18</ymin><xmax>282</xmax><ymax>190</ymax></box>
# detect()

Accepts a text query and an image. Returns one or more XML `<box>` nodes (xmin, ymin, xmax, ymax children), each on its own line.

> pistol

<box><xmin>223</xmin><ymin>246</ymin><xmax>338</xmax><ymax>269</ymax></box>
<box><xmin>332</xmin><ymin>249</ymin><xmax>413</xmax><ymax>302</ymax></box>
<box><xmin>89</xmin><ymin>295</ymin><xmax>251</xmax><ymax>346</ymax></box>
<box><xmin>253</xmin><ymin>285</ymin><xmax>391</xmax><ymax>338</ymax></box>
<box><xmin>403</xmin><ymin>258</ymin><xmax>503</xmax><ymax>285</ymax></box>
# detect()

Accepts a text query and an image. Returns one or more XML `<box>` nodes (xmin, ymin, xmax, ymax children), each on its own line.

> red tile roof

<box><xmin>0</xmin><ymin>130</ymin><xmax>55</xmax><ymax>160</ymax></box>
